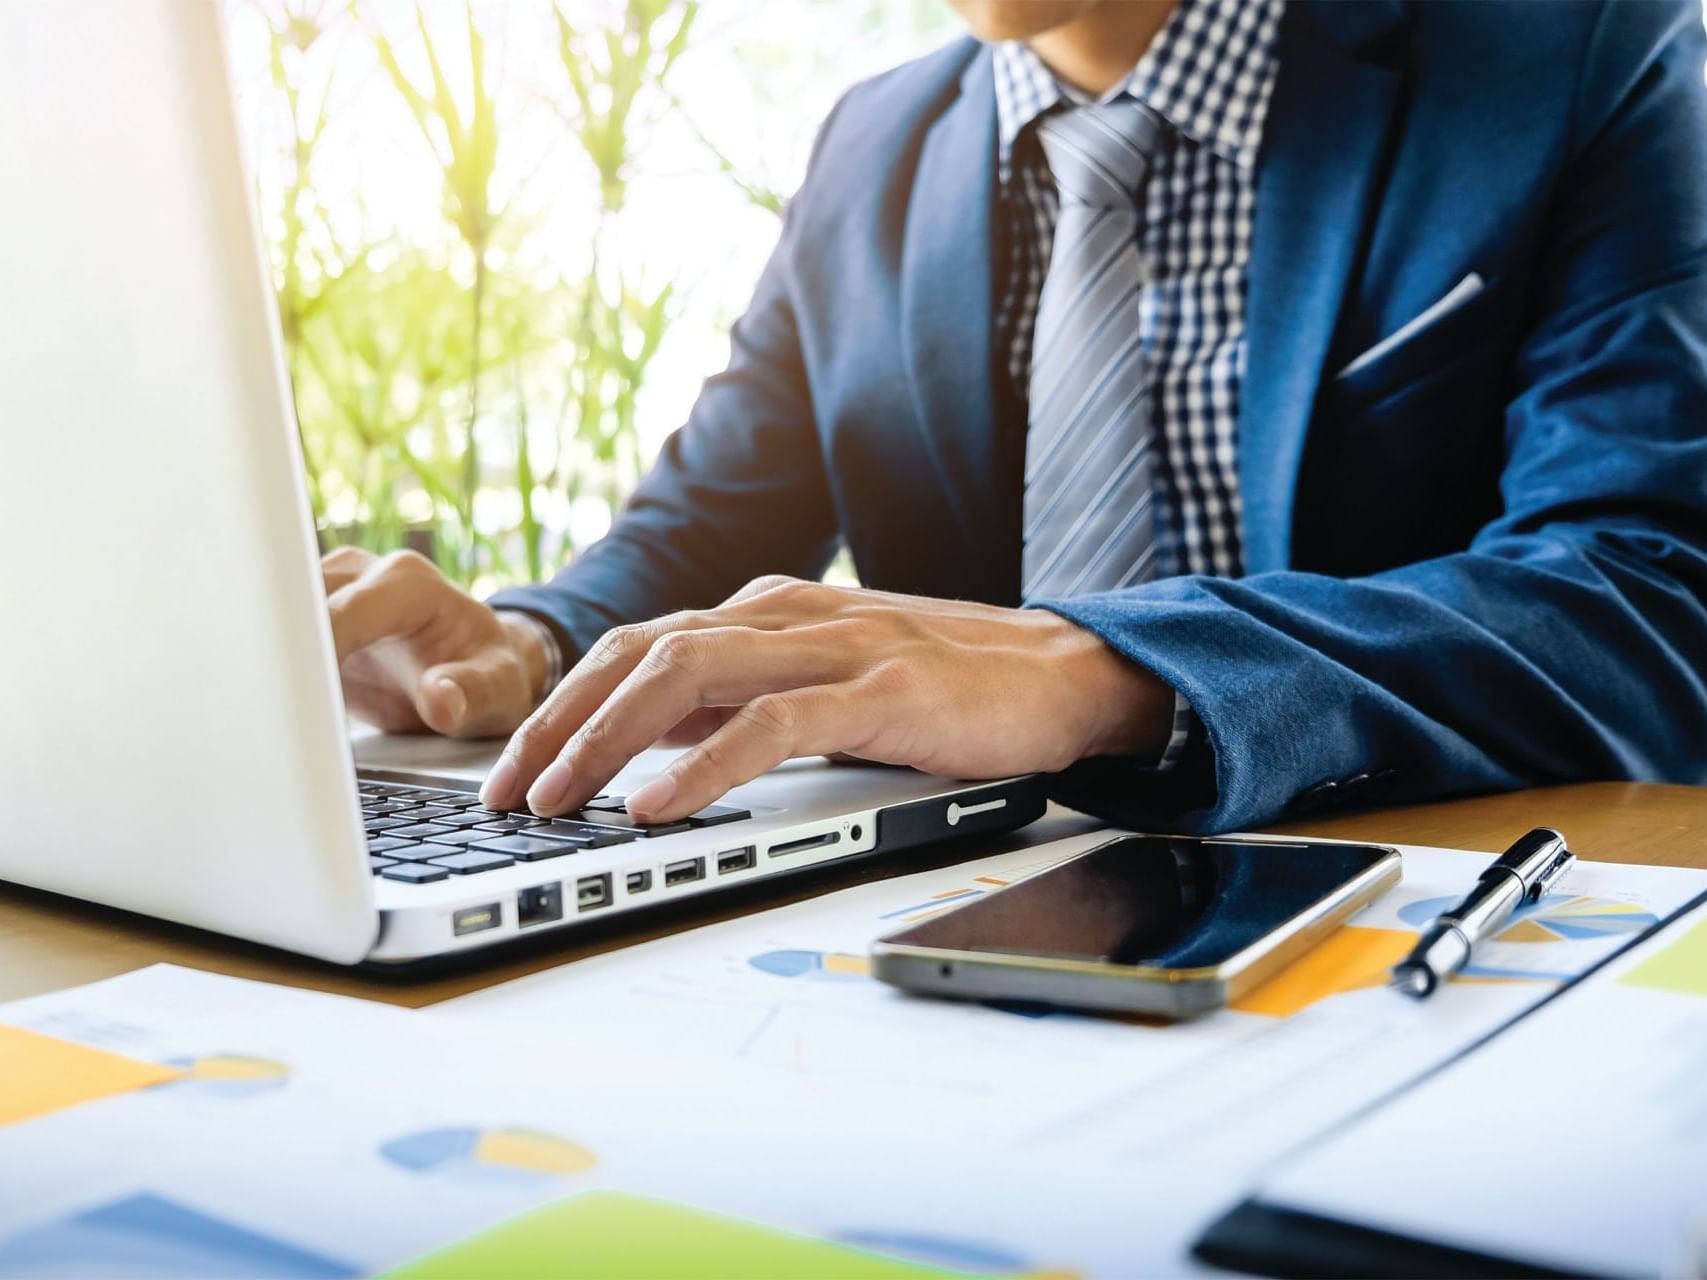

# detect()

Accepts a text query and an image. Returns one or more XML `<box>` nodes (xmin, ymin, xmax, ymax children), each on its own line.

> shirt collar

<box><xmin>991</xmin><ymin>0</ymin><xmax>1285</xmax><ymax>180</ymax></box>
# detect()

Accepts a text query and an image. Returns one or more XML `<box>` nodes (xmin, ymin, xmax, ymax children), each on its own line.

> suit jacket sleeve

<box><xmin>1040</xmin><ymin>2</ymin><xmax>1707</xmax><ymax>833</ymax></box>
<box><xmin>487</xmin><ymin>109</ymin><xmax>848</xmax><ymax>659</ymax></box>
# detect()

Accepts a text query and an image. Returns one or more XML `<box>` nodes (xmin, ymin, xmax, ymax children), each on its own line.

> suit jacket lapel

<box><xmin>1239</xmin><ymin>1</ymin><xmax>1405</xmax><ymax>573</ymax></box>
<box><xmin>899</xmin><ymin>49</ymin><xmax>1010</xmax><ymax>600</ymax></box>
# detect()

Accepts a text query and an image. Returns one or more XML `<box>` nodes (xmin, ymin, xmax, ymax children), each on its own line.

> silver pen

<box><xmin>1389</xmin><ymin>827</ymin><xmax>1576</xmax><ymax>998</ymax></box>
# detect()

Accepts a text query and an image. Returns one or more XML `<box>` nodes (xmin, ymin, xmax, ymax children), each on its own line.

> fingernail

<box><xmin>627</xmin><ymin>773</ymin><xmax>677</xmax><ymax>819</ymax></box>
<box><xmin>436</xmin><ymin>677</ymin><xmax>466</xmax><ymax>728</ymax></box>
<box><xmin>528</xmin><ymin>760</ymin><xmax>575</xmax><ymax>815</ymax></box>
<box><xmin>480</xmin><ymin>754</ymin><xmax>518</xmax><ymax>809</ymax></box>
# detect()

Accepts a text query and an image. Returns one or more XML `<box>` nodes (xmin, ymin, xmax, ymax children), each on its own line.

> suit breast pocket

<box><xmin>1302</xmin><ymin>275</ymin><xmax>1522</xmax><ymax>575</ymax></box>
<box><xmin>1334</xmin><ymin>274</ymin><xmax>1514</xmax><ymax>410</ymax></box>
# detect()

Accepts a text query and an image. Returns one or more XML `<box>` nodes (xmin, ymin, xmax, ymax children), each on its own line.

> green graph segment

<box><xmin>1621</xmin><ymin>916</ymin><xmax>1707</xmax><ymax>999</ymax></box>
<box><xmin>381</xmin><ymin>1192</ymin><xmax>987</xmax><ymax>1280</ymax></box>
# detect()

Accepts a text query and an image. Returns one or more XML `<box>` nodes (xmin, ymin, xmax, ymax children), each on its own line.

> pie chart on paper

<box><xmin>161</xmin><ymin>1054</ymin><xmax>291</xmax><ymax>1096</ymax></box>
<box><xmin>1397</xmin><ymin>893</ymin><xmax>1659</xmax><ymax>981</ymax></box>
<box><xmin>380</xmin><ymin>1127</ymin><xmax>597</xmax><ymax>1183</ymax></box>
<box><xmin>1398</xmin><ymin>893</ymin><xmax>1658</xmax><ymax>942</ymax></box>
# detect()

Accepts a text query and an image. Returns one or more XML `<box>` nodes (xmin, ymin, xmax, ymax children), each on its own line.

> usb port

<box><xmin>453</xmin><ymin>903</ymin><xmax>501</xmax><ymax>936</ymax></box>
<box><xmin>768</xmin><ymin>831</ymin><xmax>841</xmax><ymax>857</ymax></box>
<box><xmin>717</xmin><ymin>847</ymin><xmax>757</xmax><ymax>875</ymax></box>
<box><xmin>625</xmin><ymin>869</ymin><xmax>652</xmax><ymax>895</ymax></box>
<box><xmin>664</xmin><ymin>857</ymin><xmax>705</xmax><ymax>886</ymax></box>
<box><xmin>576</xmin><ymin>874</ymin><xmax>612</xmax><ymax>912</ymax></box>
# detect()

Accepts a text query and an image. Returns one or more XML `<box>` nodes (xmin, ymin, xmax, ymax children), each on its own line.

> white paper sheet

<box><xmin>1247</xmin><ymin>899</ymin><xmax>1707</xmax><ymax>1279</ymax></box>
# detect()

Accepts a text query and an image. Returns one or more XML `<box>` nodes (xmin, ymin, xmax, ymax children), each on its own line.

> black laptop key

<box><xmin>429</xmin><ymin>849</ymin><xmax>516</xmax><ymax>875</ymax></box>
<box><xmin>369</xmin><ymin>857</ymin><xmax>399</xmax><ymax>874</ymax></box>
<box><xmin>435</xmin><ymin>810</ymin><xmax>498</xmax><ymax>828</ymax></box>
<box><xmin>364</xmin><ymin>801</ymin><xmax>414</xmax><ymax>816</ymax></box>
<box><xmin>366</xmin><ymin>836</ymin><xmax>414</xmax><ymax>854</ymax></box>
<box><xmin>392</xmin><ymin>804</ymin><xmax>460</xmax><ymax>822</ymax></box>
<box><xmin>385</xmin><ymin>822</ymin><xmax>457</xmax><ymax>841</ymax></box>
<box><xmin>536</xmin><ymin>820</ymin><xmax>640</xmax><ymax>848</ymax></box>
<box><xmin>570</xmin><ymin>809</ymin><xmax>693</xmax><ymax>837</ymax></box>
<box><xmin>472</xmin><ymin>816</ymin><xmax>539</xmax><ymax>834</ymax></box>
<box><xmin>470</xmin><ymin>834</ymin><xmax>581</xmax><ymax>862</ymax></box>
<box><xmin>379</xmin><ymin>862</ymin><xmax>450</xmax><ymax>883</ymax></box>
<box><xmin>363</xmin><ymin>817</ymin><xmax>412</xmax><ymax>834</ymax></box>
<box><xmin>410</xmin><ymin>793</ymin><xmax>477</xmax><ymax>807</ymax></box>
<box><xmin>578</xmin><ymin>794</ymin><xmax>627</xmax><ymax>812</ymax></box>
<box><xmin>421</xmin><ymin>829</ymin><xmax>495</xmax><ymax>848</ymax></box>
<box><xmin>686</xmin><ymin>804</ymin><xmax>751</xmax><ymax>828</ymax></box>
<box><xmin>378</xmin><ymin>843</ymin><xmax>459</xmax><ymax>863</ymax></box>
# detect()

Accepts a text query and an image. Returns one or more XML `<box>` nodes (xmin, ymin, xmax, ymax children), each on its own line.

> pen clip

<box><xmin>1528</xmin><ymin>846</ymin><xmax>1575</xmax><ymax>902</ymax></box>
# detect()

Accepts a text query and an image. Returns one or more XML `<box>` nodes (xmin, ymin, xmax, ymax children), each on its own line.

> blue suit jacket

<box><xmin>496</xmin><ymin>0</ymin><xmax>1707</xmax><ymax>833</ymax></box>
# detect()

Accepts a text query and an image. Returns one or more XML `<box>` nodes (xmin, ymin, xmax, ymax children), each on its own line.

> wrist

<box><xmin>496</xmin><ymin>610</ymin><xmax>562</xmax><ymax>706</ymax></box>
<box><xmin>1041</xmin><ymin>611</ymin><xmax>1173</xmax><ymax>762</ymax></box>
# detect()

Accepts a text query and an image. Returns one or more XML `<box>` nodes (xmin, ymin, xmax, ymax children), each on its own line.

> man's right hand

<box><xmin>321</xmin><ymin>547</ymin><xmax>552</xmax><ymax>739</ymax></box>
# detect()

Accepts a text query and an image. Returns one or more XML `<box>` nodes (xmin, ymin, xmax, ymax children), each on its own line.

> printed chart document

<box><xmin>1203</xmin><ymin>900</ymin><xmax>1707</xmax><ymax>1279</ymax></box>
<box><xmin>1</xmin><ymin>836</ymin><xmax>1702</xmax><ymax>1279</ymax></box>
<box><xmin>0</xmin><ymin>964</ymin><xmax>1237</xmax><ymax>1279</ymax></box>
<box><xmin>448</xmin><ymin>834</ymin><xmax>1706</xmax><ymax>1174</ymax></box>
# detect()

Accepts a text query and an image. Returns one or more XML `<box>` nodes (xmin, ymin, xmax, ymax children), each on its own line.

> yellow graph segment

<box><xmin>1497</xmin><ymin>918</ymin><xmax>1560</xmax><ymax>943</ymax></box>
<box><xmin>821</xmin><ymin>953</ymin><xmax>872</xmax><ymax>976</ymax></box>
<box><xmin>185</xmin><ymin>1054</ymin><xmax>289</xmax><ymax>1082</ymax></box>
<box><xmin>0</xmin><ymin>1024</ymin><xmax>182</xmax><ymax>1127</ymax></box>
<box><xmin>475</xmin><ymin>1128</ymin><xmax>599</xmax><ymax>1175</ymax></box>
<box><xmin>1231</xmin><ymin>926</ymin><xmax>1417</xmax><ymax>1018</ymax></box>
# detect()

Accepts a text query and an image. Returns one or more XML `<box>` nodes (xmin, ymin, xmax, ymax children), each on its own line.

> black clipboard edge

<box><xmin>1192</xmin><ymin>1199</ymin><xmax>1602</xmax><ymax>1280</ymax></box>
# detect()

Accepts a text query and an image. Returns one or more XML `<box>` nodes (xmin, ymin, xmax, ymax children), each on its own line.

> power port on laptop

<box><xmin>516</xmin><ymin>884</ymin><xmax>563</xmax><ymax>927</ymax></box>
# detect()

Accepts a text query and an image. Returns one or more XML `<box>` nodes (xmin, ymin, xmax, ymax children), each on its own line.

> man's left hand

<box><xmin>478</xmin><ymin>576</ymin><xmax>1174</xmax><ymax>822</ymax></box>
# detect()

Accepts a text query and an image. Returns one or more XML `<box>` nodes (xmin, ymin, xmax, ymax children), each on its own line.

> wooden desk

<box><xmin>2</xmin><ymin>782</ymin><xmax>1701</xmax><ymax>1010</ymax></box>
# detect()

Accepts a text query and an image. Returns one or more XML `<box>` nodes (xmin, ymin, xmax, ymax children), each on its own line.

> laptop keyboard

<box><xmin>358</xmin><ymin>779</ymin><xmax>750</xmax><ymax>884</ymax></box>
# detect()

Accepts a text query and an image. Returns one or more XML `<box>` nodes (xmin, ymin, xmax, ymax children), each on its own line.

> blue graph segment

<box><xmin>380</xmin><ymin>1127</ymin><xmax>479</xmax><ymax>1171</ymax></box>
<box><xmin>748</xmin><ymin>950</ymin><xmax>824</xmax><ymax>979</ymax></box>
<box><xmin>0</xmin><ymin>1193</ymin><xmax>356</xmax><ymax>1279</ymax></box>
<box><xmin>1541</xmin><ymin>917</ymin><xmax>1648</xmax><ymax>939</ymax></box>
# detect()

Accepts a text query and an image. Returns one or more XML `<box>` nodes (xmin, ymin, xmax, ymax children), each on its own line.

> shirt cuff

<box><xmin>1147</xmin><ymin>691</ymin><xmax>1196</xmax><ymax>774</ymax></box>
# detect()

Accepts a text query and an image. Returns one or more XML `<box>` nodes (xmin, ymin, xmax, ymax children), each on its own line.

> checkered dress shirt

<box><xmin>994</xmin><ymin>0</ymin><xmax>1285</xmax><ymax>580</ymax></box>
<box><xmin>994</xmin><ymin>0</ymin><xmax>1284</xmax><ymax>767</ymax></box>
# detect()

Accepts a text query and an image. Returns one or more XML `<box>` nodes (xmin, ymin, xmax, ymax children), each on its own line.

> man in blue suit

<box><xmin>324</xmin><ymin>0</ymin><xmax>1707</xmax><ymax>834</ymax></box>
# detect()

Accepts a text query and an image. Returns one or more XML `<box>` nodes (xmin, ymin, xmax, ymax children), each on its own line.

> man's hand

<box><xmin>479</xmin><ymin>576</ymin><xmax>1174</xmax><ymax>822</ymax></box>
<box><xmin>322</xmin><ymin>547</ymin><xmax>551</xmax><ymax>739</ymax></box>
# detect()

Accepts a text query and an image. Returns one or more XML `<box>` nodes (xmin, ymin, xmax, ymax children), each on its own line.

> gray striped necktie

<box><xmin>1022</xmin><ymin>99</ymin><xmax>1165</xmax><ymax>601</ymax></box>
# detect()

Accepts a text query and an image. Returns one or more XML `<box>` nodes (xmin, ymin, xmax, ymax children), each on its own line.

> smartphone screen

<box><xmin>880</xmin><ymin>837</ymin><xmax>1394</xmax><ymax>969</ymax></box>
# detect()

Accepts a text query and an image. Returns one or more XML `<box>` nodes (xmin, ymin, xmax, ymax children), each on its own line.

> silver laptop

<box><xmin>0</xmin><ymin>0</ymin><xmax>1044</xmax><ymax>965</ymax></box>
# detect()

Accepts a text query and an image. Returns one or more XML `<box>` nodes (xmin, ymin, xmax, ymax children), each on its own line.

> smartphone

<box><xmin>870</xmin><ymin>835</ymin><xmax>1402</xmax><ymax>1018</ymax></box>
